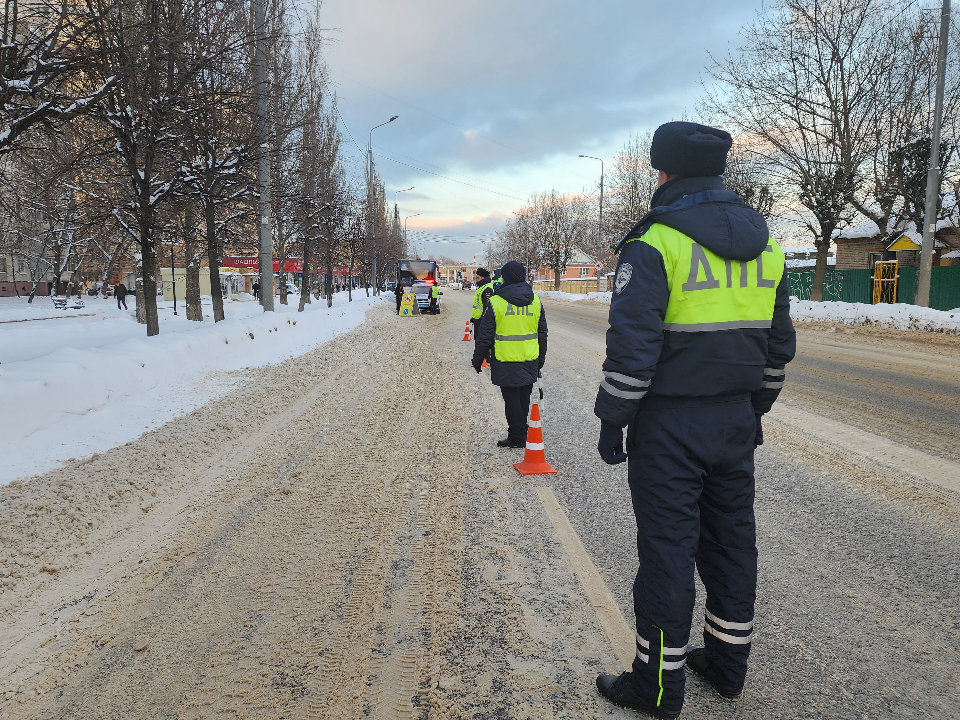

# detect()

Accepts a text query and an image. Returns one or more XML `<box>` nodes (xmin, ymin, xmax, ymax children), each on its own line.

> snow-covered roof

<box><xmin>835</xmin><ymin>193</ymin><xmax>960</xmax><ymax>242</ymax></box>
<box><xmin>786</xmin><ymin>257</ymin><xmax>836</xmax><ymax>269</ymax></box>
<box><xmin>942</xmin><ymin>250</ymin><xmax>960</xmax><ymax>259</ymax></box>
<box><xmin>567</xmin><ymin>247</ymin><xmax>596</xmax><ymax>265</ymax></box>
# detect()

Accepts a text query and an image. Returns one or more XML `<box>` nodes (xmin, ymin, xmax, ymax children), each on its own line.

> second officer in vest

<box><xmin>593</xmin><ymin>122</ymin><xmax>796</xmax><ymax>718</ymax></box>
<box><xmin>472</xmin><ymin>261</ymin><xmax>547</xmax><ymax>448</ymax></box>
<box><xmin>470</xmin><ymin>268</ymin><xmax>494</xmax><ymax>332</ymax></box>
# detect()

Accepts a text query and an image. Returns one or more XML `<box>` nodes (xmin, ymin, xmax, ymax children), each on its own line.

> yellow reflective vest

<box><xmin>626</xmin><ymin>224</ymin><xmax>785</xmax><ymax>331</ymax></box>
<box><xmin>431</xmin><ymin>285</ymin><xmax>440</xmax><ymax>299</ymax></box>
<box><xmin>472</xmin><ymin>281</ymin><xmax>492</xmax><ymax>319</ymax></box>
<box><xmin>489</xmin><ymin>294</ymin><xmax>541</xmax><ymax>361</ymax></box>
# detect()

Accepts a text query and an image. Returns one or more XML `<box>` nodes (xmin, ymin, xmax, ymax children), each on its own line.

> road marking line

<box><xmin>770</xmin><ymin>403</ymin><xmax>960</xmax><ymax>495</ymax></box>
<box><xmin>534</xmin><ymin>486</ymin><xmax>635</xmax><ymax>672</ymax></box>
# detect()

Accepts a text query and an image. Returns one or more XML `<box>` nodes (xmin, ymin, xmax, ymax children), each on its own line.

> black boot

<box><xmin>496</xmin><ymin>438</ymin><xmax>524</xmax><ymax>448</ymax></box>
<box><xmin>596</xmin><ymin>672</ymin><xmax>681</xmax><ymax>719</ymax></box>
<box><xmin>685</xmin><ymin>647</ymin><xmax>743</xmax><ymax>701</ymax></box>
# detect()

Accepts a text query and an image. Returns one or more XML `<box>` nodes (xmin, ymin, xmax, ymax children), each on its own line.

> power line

<box><xmin>373</xmin><ymin>145</ymin><xmax>531</xmax><ymax>197</ymax></box>
<box><xmin>374</xmin><ymin>153</ymin><xmax>527</xmax><ymax>201</ymax></box>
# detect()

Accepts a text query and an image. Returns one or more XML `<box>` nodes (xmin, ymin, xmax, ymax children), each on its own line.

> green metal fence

<box><xmin>787</xmin><ymin>266</ymin><xmax>960</xmax><ymax>311</ymax></box>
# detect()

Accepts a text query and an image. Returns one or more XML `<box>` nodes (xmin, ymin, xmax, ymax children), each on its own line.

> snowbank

<box><xmin>0</xmin><ymin>292</ymin><xmax>383</xmax><ymax>484</ymax></box>
<box><xmin>539</xmin><ymin>290</ymin><xmax>612</xmax><ymax>303</ymax></box>
<box><xmin>791</xmin><ymin>299</ymin><xmax>960</xmax><ymax>333</ymax></box>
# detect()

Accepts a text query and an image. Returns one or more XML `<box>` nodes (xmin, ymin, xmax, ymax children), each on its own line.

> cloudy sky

<box><xmin>317</xmin><ymin>0</ymin><xmax>767</xmax><ymax>262</ymax></box>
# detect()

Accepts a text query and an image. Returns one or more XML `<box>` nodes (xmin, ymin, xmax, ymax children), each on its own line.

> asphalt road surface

<box><xmin>1</xmin><ymin>290</ymin><xmax>957</xmax><ymax>719</ymax></box>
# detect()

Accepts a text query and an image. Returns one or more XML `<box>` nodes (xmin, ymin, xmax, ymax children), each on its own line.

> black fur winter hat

<box><xmin>499</xmin><ymin>261</ymin><xmax>526</xmax><ymax>285</ymax></box>
<box><xmin>649</xmin><ymin>121</ymin><xmax>733</xmax><ymax>177</ymax></box>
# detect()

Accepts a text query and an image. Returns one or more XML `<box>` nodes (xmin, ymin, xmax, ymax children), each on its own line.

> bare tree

<box><xmin>0</xmin><ymin>0</ymin><xmax>116</xmax><ymax>154</ymax></box>
<box><xmin>706</xmin><ymin>0</ymin><xmax>894</xmax><ymax>300</ymax></box>
<box><xmin>605</xmin><ymin>131</ymin><xmax>658</xmax><ymax>243</ymax></box>
<box><xmin>851</xmin><ymin>12</ymin><xmax>960</xmax><ymax>242</ymax></box>
<box><xmin>723</xmin><ymin>139</ymin><xmax>777</xmax><ymax>219</ymax></box>
<box><xmin>529</xmin><ymin>191</ymin><xmax>591</xmax><ymax>291</ymax></box>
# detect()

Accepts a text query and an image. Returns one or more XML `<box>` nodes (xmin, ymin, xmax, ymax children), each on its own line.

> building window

<box><xmin>0</xmin><ymin>257</ymin><xmax>6</xmax><ymax>274</ymax></box>
<box><xmin>17</xmin><ymin>257</ymin><xmax>29</xmax><ymax>274</ymax></box>
<box><xmin>579</xmin><ymin>267</ymin><xmax>589</xmax><ymax>277</ymax></box>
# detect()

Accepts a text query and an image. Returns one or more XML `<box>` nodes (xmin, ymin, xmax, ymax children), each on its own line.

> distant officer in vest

<box><xmin>593</xmin><ymin>122</ymin><xmax>796</xmax><ymax>718</ymax></box>
<box><xmin>470</xmin><ymin>267</ymin><xmax>494</xmax><ymax>331</ymax></box>
<box><xmin>472</xmin><ymin>261</ymin><xmax>547</xmax><ymax>448</ymax></box>
<box><xmin>429</xmin><ymin>283</ymin><xmax>440</xmax><ymax>314</ymax></box>
<box><xmin>492</xmin><ymin>268</ymin><xmax>503</xmax><ymax>291</ymax></box>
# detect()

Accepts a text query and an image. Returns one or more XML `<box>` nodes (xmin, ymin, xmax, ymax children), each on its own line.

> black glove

<box><xmin>598</xmin><ymin>421</ymin><xmax>628</xmax><ymax>465</ymax></box>
<box><xmin>472</xmin><ymin>358</ymin><xmax>483</xmax><ymax>373</ymax></box>
<box><xmin>754</xmin><ymin>412</ymin><xmax>764</xmax><ymax>447</ymax></box>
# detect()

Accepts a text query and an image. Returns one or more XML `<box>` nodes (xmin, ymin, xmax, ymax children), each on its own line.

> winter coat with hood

<box><xmin>594</xmin><ymin>175</ymin><xmax>796</xmax><ymax>430</ymax></box>
<box><xmin>473</xmin><ymin>281</ymin><xmax>548</xmax><ymax>387</ymax></box>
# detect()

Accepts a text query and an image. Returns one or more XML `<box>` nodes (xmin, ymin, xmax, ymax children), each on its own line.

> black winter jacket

<box><xmin>473</xmin><ymin>281</ymin><xmax>548</xmax><ymax>387</ymax></box>
<box><xmin>594</xmin><ymin>176</ymin><xmax>796</xmax><ymax>428</ymax></box>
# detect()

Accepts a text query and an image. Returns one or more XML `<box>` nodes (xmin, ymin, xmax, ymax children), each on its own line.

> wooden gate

<box><xmin>872</xmin><ymin>260</ymin><xmax>898</xmax><ymax>304</ymax></box>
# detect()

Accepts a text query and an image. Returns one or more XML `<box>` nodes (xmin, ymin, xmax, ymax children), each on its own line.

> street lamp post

<box><xmin>579</xmin><ymin>155</ymin><xmax>604</xmax><ymax>276</ymax></box>
<box><xmin>368</xmin><ymin>116</ymin><xmax>398</xmax><ymax>295</ymax></box>
<box><xmin>394</xmin><ymin>186</ymin><xmax>414</xmax><ymax>207</ymax></box>
<box><xmin>404</xmin><ymin>214</ymin><xmax>420</xmax><ymax>258</ymax></box>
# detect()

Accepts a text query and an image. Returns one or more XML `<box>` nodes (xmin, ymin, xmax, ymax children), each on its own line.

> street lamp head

<box><xmin>389</xmin><ymin>115</ymin><xmax>399</xmax><ymax>122</ymax></box>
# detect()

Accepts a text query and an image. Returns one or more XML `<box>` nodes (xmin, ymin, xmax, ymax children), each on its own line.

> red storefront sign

<box><xmin>222</xmin><ymin>257</ymin><xmax>305</xmax><ymax>273</ymax></box>
<box><xmin>223</xmin><ymin>257</ymin><xmax>357</xmax><ymax>274</ymax></box>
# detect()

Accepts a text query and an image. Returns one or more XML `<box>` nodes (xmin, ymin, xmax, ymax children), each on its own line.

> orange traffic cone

<box><xmin>514</xmin><ymin>400</ymin><xmax>556</xmax><ymax>476</ymax></box>
<box><xmin>482</xmin><ymin>357</ymin><xmax>490</xmax><ymax>367</ymax></box>
<box><xmin>462</xmin><ymin>321</ymin><xmax>472</xmax><ymax>341</ymax></box>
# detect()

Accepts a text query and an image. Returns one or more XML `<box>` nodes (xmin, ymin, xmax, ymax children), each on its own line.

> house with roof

<box><xmin>535</xmin><ymin>247</ymin><xmax>599</xmax><ymax>282</ymax></box>
<box><xmin>833</xmin><ymin>197</ymin><xmax>960</xmax><ymax>270</ymax></box>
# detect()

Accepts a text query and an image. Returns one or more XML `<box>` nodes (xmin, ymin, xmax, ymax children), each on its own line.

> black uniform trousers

<box><xmin>500</xmin><ymin>384</ymin><xmax>533</xmax><ymax>443</ymax></box>
<box><xmin>626</xmin><ymin>395</ymin><xmax>757</xmax><ymax>710</ymax></box>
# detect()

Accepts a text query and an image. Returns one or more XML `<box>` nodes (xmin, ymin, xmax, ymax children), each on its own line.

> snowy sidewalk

<box><xmin>0</xmin><ymin>293</ymin><xmax>384</xmax><ymax>484</ymax></box>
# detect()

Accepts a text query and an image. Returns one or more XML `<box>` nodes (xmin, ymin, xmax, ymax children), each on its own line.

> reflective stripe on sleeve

<box><xmin>495</xmin><ymin>332</ymin><xmax>538</xmax><ymax>341</ymax></box>
<box><xmin>663</xmin><ymin>320</ymin><xmax>772</xmax><ymax>332</ymax></box>
<box><xmin>603</xmin><ymin>371</ymin><xmax>651</xmax><ymax>387</ymax></box>
<box><xmin>600</xmin><ymin>380</ymin><xmax>647</xmax><ymax>400</ymax></box>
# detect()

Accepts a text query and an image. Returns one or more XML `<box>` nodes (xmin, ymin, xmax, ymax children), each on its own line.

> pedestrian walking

<box><xmin>593</xmin><ymin>121</ymin><xmax>796</xmax><ymax>718</ymax></box>
<box><xmin>115</xmin><ymin>282</ymin><xmax>128</xmax><ymax>310</ymax></box>
<box><xmin>252</xmin><ymin>281</ymin><xmax>260</xmax><ymax>299</ymax></box>
<box><xmin>469</xmin><ymin>268</ymin><xmax>493</xmax><ymax>333</ymax></box>
<box><xmin>394</xmin><ymin>282</ymin><xmax>404</xmax><ymax>314</ymax></box>
<box><xmin>472</xmin><ymin>261</ymin><xmax>547</xmax><ymax>448</ymax></box>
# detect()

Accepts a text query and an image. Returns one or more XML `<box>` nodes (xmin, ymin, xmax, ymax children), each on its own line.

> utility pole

<box><xmin>579</xmin><ymin>155</ymin><xmax>604</xmax><ymax>272</ymax></box>
<box><xmin>254</xmin><ymin>0</ymin><xmax>274</xmax><ymax>311</ymax></box>
<box><xmin>171</xmin><ymin>245</ymin><xmax>177</xmax><ymax>316</ymax></box>
<box><xmin>367</xmin><ymin>117</ymin><xmax>398</xmax><ymax>296</ymax></box>
<box><xmin>917</xmin><ymin>0</ymin><xmax>951</xmax><ymax>307</ymax></box>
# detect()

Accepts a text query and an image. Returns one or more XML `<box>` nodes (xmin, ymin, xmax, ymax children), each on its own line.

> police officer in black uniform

<box><xmin>594</xmin><ymin>122</ymin><xmax>796</xmax><ymax>718</ymax></box>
